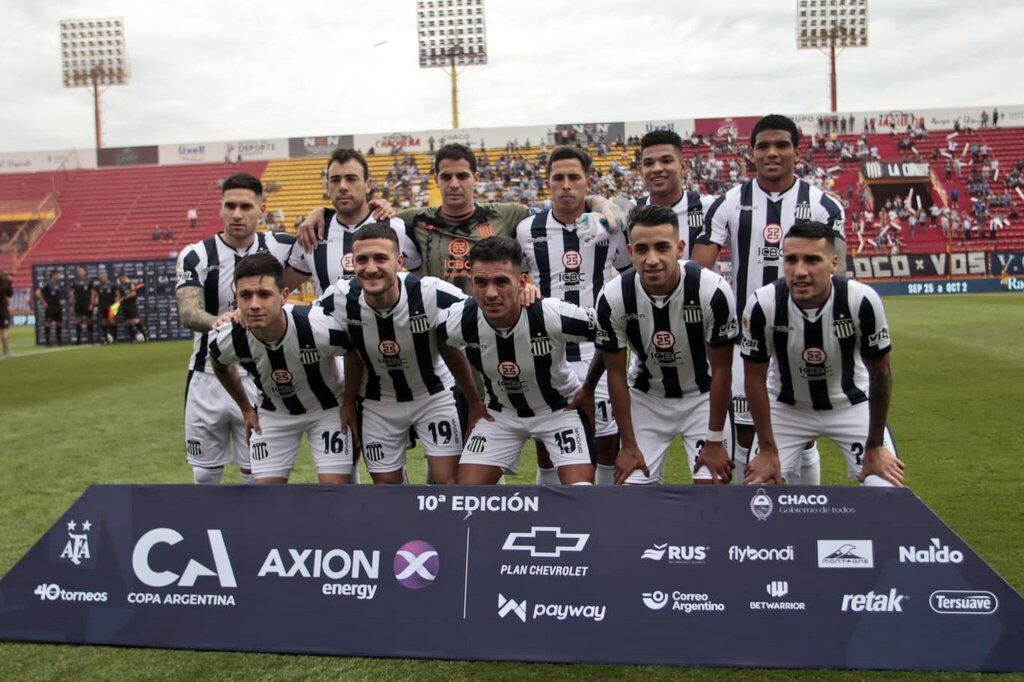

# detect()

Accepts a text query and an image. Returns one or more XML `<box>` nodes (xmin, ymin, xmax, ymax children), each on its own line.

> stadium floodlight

<box><xmin>416</xmin><ymin>0</ymin><xmax>487</xmax><ymax>129</ymax></box>
<box><xmin>796</xmin><ymin>0</ymin><xmax>868</xmax><ymax>113</ymax></box>
<box><xmin>60</xmin><ymin>17</ymin><xmax>130</xmax><ymax>150</ymax></box>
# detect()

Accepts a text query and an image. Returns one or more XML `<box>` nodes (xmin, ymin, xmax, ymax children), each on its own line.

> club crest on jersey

<box><xmin>476</xmin><ymin>223</ymin><xmax>495</xmax><ymax>238</ymax></box>
<box><xmin>405</xmin><ymin>314</ymin><xmax>428</xmax><ymax>334</ymax></box>
<box><xmin>763</xmin><ymin>224</ymin><xmax>783</xmax><ymax>245</ymax></box>
<box><xmin>683</xmin><ymin>305</ymin><xmax>703</xmax><ymax>324</ymax></box>
<box><xmin>562</xmin><ymin>250</ymin><xmax>583</xmax><ymax>270</ymax></box>
<box><xmin>688</xmin><ymin>211</ymin><xmax>704</xmax><ymax>229</ymax></box>
<box><xmin>652</xmin><ymin>331</ymin><xmax>676</xmax><ymax>349</ymax></box>
<box><xmin>530</xmin><ymin>336</ymin><xmax>553</xmax><ymax>356</ymax></box>
<box><xmin>498</xmin><ymin>361</ymin><xmax>521</xmax><ymax>378</ymax></box>
<box><xmin>342</xmin><ymin>253</ymin><xmax>355</xmax><ymax>272</ymax></box>
<box><xmin>795</xmin><ymin>202</ymin><xmax>812</xmax><ymax>221</ymax></box>
<box><xmin>299</xmin><ymin>348</ymin><xmax>321</xmax><ymax>365</ymax></box>
<box><xmin>449</xmin><ymin>239</ymin><xmax>470</xmax><ymax>257</ymax></box>
<box><xmin>466</xmin><ymin>435</ymin><xmax>487</xmax><ymax>454</ymax></box>
<box><xmin>833</xmin><ymin>317</ymin><xmax>856</xmax><ymax>339</ymax></box>
<box><xmin>802</xmin><ymin>347</ymin><xmax>827</xmax><ymax>365</ymax></box>
<box><xmin>272</xmin><ymin>369</ymin><xmax>293</xmax><ymax>383</ymax></box>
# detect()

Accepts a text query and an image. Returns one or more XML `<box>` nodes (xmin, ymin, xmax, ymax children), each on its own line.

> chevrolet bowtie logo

<box><xmin>502</xmin><ymin>527</ymin><xmax>589</xmax><ymax>557</ymax></box>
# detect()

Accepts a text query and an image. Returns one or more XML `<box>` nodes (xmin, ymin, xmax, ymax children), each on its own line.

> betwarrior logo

<box><xmin>393</xmin><ymin>540</ymin><xmax>439</xmax><ymax>589</ymax></box>
<box><xmin>899</xmin><ymin>539</ymin><xmax>964</xmax><ymax>564</ymax></box>
<box><xmin>841</xmin><ymin>588</ymin><xmax>906</xmax><ymax>613</ymax></box>
<box><xmin>750</xmin><ymin>581</ymin><xmax>806</xmax><ymax>612</ymax></box>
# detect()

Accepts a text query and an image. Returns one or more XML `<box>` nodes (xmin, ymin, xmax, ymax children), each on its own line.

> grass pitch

<box><xmin>0</xmin><ymin>293</ymin><xmax>1021</xmax><ymax>680</ymax></box>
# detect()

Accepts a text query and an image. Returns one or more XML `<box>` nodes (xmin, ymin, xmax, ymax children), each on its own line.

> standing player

<box><xmin>595</xmin><ymin>205</ymin><xmax>738</xmax><ymax>485</ymax></box>
<box><xmin>633</xmin><ymin>130</ymin><xmax>715</xmax><ymax>258</ymax></box>
<box><xmin>95</xmin><ymin>271</ymin><xmax>120</xmax><ymax>344</ymax></box>
<box><xmin>741</xmin><ymin>221</ymin><xmax>903</xmax><ymax>487</ymax></box>
<box><xmin>325</xmin><ymin>223</ymin><xmax>488</xmax><ymax>484</ymax></box>
<box><xmin>516</xmin><ymin>146</ymin><xmax>630</xmax><ymax>485</ymax></box>
<box><xmin>69</xmin><ymin>266</ymin><xmax>96</xmax><ymax>344</ymax></box>
<box><xmin>176</xmin><ymin>173</ymin><xmax>297</xmax><ymax>484</ymax></box>
<box><xmin>438</xmin><ymin>237</ymin><xmax>597</xmax><ymax>485</ymax></box>
<box><xmin>0</xmin><ymin>269</ymin><xmax>12</xmax><ymax>357</ymax></box>
<box><xmin>116</xmin><ymin>271</ymin><xmax>145</xmax><ymax>342</ymax></box>
<box><xmin>36</xmin><ymin>270</ymin><xmax>63</xmax><ymax>346</ymax></box>
<box><xmin>286</xmin><ymin>149</ymin><xmax>421</xmax><ymax>296</ymax></box>
<box><xmin>692</xmin><ymin>114</ymin><xmax>847</xmax><ymax>484</ymax></box>
<box><xmin>210</xmin><ymin>253</ymin><xmax>354</xmax><ymax>484</ymax></box>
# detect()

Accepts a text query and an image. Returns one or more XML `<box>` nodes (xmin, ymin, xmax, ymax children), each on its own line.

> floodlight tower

<box><xmin>796</xmin><ymin>0</ymin><xmax>868</xmax><ymax>112</ymax></box>
<box><xmin>60</xmin><ymin>17</ymin><xmax>129</xmax><ymax>149</ymax></box>
<box><xmin>416</xmin><ymin>0</ymin><xmax>487</xmax><ymax>130</ymax></box>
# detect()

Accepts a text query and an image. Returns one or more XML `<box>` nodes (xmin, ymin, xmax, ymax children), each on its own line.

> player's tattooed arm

<box><xmin>861</xmin><ymin>353</ymin><xmax>903</xmax><ymax>486</ymax></box>
<box><xmin>743</xmin><ymin>358</ymin><xmax>783</xmax><ymax>485</ymax></box>
<box><xmin>176</xmin><ymin>287</ymin><xmax>219</xmax><ymax>332</ymax></box>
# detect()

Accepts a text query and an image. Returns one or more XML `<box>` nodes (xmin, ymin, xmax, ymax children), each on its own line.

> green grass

<box><xmin>1</xmin><ymin>294</ymin><xmax>1022</xmax><ymax>680</ymax></box>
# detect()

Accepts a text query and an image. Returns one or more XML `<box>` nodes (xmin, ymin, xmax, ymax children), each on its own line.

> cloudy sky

<box><xmin>2</xmin><ymin>0</ymin><xmax>1021</xmax><ymax>152</ymax></box>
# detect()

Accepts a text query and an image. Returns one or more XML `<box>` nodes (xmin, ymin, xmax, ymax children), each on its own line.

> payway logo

<box><xmin>498</xmin><ymin>593</ymin><xmax>528</xmax><ymax>622</ymax></box>
<box><xmin>502</xmin><ymin>527</ymin><xmax>588</xmax><ymax>557</ymax></box>
<box><xmin>497</xmin><ymin>593</ymin><xmax>606</xmax><ymax>622</ymax></box>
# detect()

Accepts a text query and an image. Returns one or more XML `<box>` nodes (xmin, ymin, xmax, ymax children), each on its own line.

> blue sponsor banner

<box><xmin>865</xmin><ymin>277</ymin><xmax>1024</xmax><ymax>296</ymax></box>
<box><xmin>0</xmin><ymin>485</ymin><xmax>1021</xmax><ymax>671</ymax></box>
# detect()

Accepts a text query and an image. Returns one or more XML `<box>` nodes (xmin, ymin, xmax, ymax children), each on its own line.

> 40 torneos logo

<box><xmin>393</xmin><ymin>540</ymin><xmax>439</xmax><ymax>589</ymax></box>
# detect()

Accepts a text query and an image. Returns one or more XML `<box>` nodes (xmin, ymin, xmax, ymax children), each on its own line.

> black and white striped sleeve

<box><xmin>594</xmin><ymin>284</ymin><xmax>625</xmax><ymax>353</ymax></box>
<box><xmin>553</xmin><ymin>299</ymin><xmax>597</xmax><ymax>343</ymax></box>
<box><xmin>855</xmin><ymin>285</ymin><xmax>891</xmax><ymax>358</ymax></box>
<box><xmin>817</xmin><ymin>190</ymin><xmax>847</xmax><ymax>241</ymax></box>
<box><xmin>695</xmin><ymin>192</ymin><xmax>730</xmax><ymax>246</ymax></box>
<box><xmin>436</xmin><ymin>301</ymin><xmax>466</xmax><ymax>349</ymax></box>
<box><xmin>208</xmin><ymin>323</ymin><xmax>239</xmax><ymax>365</ymax></box>
<box><xmin>308</xmin><ymin>305</ymin><xmax>352</xmax><ymax>355</ymax></box>
<box><xmin>175</xmin><ymin>245</ymin><xmax>202</xmax><ymax>290</ymax></box>
<box><xmin>267</xmin><ymin>232</ymin><xmax>297</xmax><ymax>265</ymax></box>
<box><xmin>702</xmin><ymin>272</ymin><xmax>739</xmax><ymax>347</ymax></box>
<box><xmin>431</xmin><ymin>277</ymin><xmax>467</xmax><ymax>310</ymax></box>
<box><xmin>740</xmin><ymin>293</ymin><xmax>771</xmax><ymax>363</ymax></box>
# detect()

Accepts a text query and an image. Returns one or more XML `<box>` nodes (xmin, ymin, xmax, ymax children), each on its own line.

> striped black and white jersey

<box><xmin>633</xmin><ymin>191</ymin><xmax>716</xmax><ymax>258</ymax></box>
<box><xmin>287</xmin><ymin>210</ymin><xmax>422</xmax><ymax>295</ymax></box>
<box><xmin>437</xmin><ymin>298</ymin><xmax>597</xmax><ymax>417</ymax></box>
<box><xmin>740</xmin><ymin>276</ymin><xmax>891</xmax><ymax>410</ymax></box>
<box><xmin>176</xmin><ymin>231</ymin><xmax>295</xmax><ymax>373</ymax></box>
<box><xmin>697</xmin><ymin>179</ymin><xmax>845</xmax><ymax>312</ymax></box>
<box><xmin>515</xmin><ymin>209</ymin><xmax>629</xmax><ymax>363</ymax></box>
<box><xmin>209</xmin><ymin>305</ymin><xmax>352</xmax><ymax>415</ymax></box>
<box><xmin>318</xmin><ymin>272</ymin><xmax>465</xmax><ymax>402</ymax></box>
<box><xmin>595</xmin><ymin>261</ymin><xmax>738</xmax><ymax>398</ymax></box>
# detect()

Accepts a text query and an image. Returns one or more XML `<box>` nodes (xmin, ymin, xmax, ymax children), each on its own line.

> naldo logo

<box><xmin>899</xmin><ymin>538</ymin><xmax>964</xmax><ymax>564</ymax></box>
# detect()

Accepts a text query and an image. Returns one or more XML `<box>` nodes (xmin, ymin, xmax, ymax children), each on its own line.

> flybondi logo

<box><xmin>131</xmin><ymin>528</ymin><xmax>236</xmax><ymax>588</ymax></box>
<box><xmin>499</xmin><ymin>593</ymin><xmax>606</xmax><ymax>622</ymax></box>
<box><xmin>899</xmin><ymin>539</ymin><xmax>964</xmax><ymax>564</ymax></box>
<box><xmin>728</xmin><ymin>545</ymin><xmax>794</xmax><ymax>562</ymax></box>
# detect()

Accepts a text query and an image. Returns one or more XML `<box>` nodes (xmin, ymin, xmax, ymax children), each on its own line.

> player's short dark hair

<box><xmin>49</xmin><ymin>270</ymin><xmax>60</xmax><ymax>278</ymax></box>
<box><xmin>353</xmin><ymin>222</ymin><xmax>400</xmax><ymax>253</ymax></box>
<box><xmin>547</xmin><ymin>146</ymin><xmax>592</xmax><ymax>174</ymax></box>
<box><xmin>434</xmin><ymin>143</ymin><xmax>477</xmax><ymax>174</ymax></box>
<box><xmin>326</xmin><ymin>148</ymin><xmax>369</xmax><ymax>180</ymax></box>
<box><xmin>786</xmin><ymin>220</ymin><xmax>836</xmax><ymax>250</ymax></box>
<box><xmin>233</xmin><ymin>252</ymin><xmax>284</xmax><ymax>290</ymax></box>
<box><xmin>222</xmin><ymin>173</ymin><xmax>263</xmax><ymax>197</ymax></box>
<box><xmin>750</xmin><ymin>114</ymin><xmax>801</xmax><ymax>148</ymax></box>
<box><xmin>640</xmin><ymin>130</ymin><xmax>684</xmax><ymax>155</ymax></box>
<box><xmin>628</xmin><ymin>203</ymin><xmax>679</xmax><ymax>235</ymax></box>
<box><xmin>469</xmin><ymin>236</ymin><xmax>523</xmax><ymax>270</ymax></box>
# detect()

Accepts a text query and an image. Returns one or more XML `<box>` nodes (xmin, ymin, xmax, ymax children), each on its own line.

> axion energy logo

<box><xmin>393</xmin><ymin>540</ymin><xmax>439</xmax><ymax>589</ymax></box>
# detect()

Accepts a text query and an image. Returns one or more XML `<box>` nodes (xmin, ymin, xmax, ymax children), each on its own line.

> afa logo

<box><xmin>562</xmin><ymin>250</ymin><xmax>582</xmax><ymax>269</ymax></box>
<box><xmin>449</xmin><ymin>239</ymin><xmax>470</xmax><ymax>257</ymax></box>
<box><xmin>498</xmin><ymin>361</ymin><xmax>521</xmax><ymax>378</ymax></box>
<box><xmin>59</xmin><ymin>519</ymin><xmax>93</xmax><ymax>566</ymax></box>
<box><xmin>652</xmin><ymin>331</ymin><xmax>675</xmax><ymax>349</ymax></box>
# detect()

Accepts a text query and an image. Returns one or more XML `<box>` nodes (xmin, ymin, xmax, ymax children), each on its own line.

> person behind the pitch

<box><xmin>0</xmin><ymin>269</ymin><xmax>13</xmax><ymax>358</ymax></box>
<box><xmin>324</xmin><ymin>223</ymin><xmax>489</xmax><ymax>484</ymax></box>
<box><xmin>95</xmin><ymin>271</ymin><xmax>119</xmax><ymax>344</ymax></box>
<box><xmin>437</xmin><ymin>236</ymin><xmax>597</xmax><ymax>485</ymax></box>
<box><xmin>595</xmin><ymin>204</ymin><xmax>738</xmax><ymax>485</ymax></box>
<box><xmin>69</xmin><ymin>266</ymin><xmax>96</xmax><ymax>344</ymax></box>
<box><xmin>515</xmin><ymin>146</ymin><xmax>630</xmax><ymax>485</ymax></box>
<box><xmin>36</xmin><ymin>270</ymin><xmax>63</xmax><ymax>346</ymax></box>
<box><xmin>209</xmin><ymin>253</ymin><xmax>355</xmax><ymax>484</ymax></box>
<box><xmin>116</xmin><ymin>271</ymin><xmax>145</xmax><ymax>342</ymax></box>
<box><xmin>741</xmin><ymin>221</ymin><xmax>904</xmax><ymax>487</ymax></box>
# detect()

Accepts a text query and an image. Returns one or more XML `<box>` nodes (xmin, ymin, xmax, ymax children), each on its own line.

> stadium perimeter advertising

<box><xmin>1</xmin><ymin>485</ymin><xmax>1021</xmax><ymax>671</ymax></box>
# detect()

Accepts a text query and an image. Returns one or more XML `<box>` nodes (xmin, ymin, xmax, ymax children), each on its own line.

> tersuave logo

<box><xmin>929</xmin><ymin>590</ymin><xmax>998</xmax><ymax>615</ymax></box>
<box><xmin>841</xmin><ymin>588</ymin><xmax>906</xmax><ymax>612</ymax></box>
<box><xmin>131</xmin><ymin>528</ymin><xmax>236</xmax><ymax>588</ymax></box>
<box><xmin>899</xmin><ymin>539</ymin><xmax>964</xmax><ymax>564</ymax></box>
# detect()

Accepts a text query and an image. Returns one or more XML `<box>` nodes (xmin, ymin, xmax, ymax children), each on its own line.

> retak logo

<box><xmin>841</xmin><ymin>588</ymin><xmax>906</xmax><ymax>613</ymax></box>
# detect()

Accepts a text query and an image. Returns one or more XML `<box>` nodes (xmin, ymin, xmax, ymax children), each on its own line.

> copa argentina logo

<box><xmin>128</xmin><ymin>528</ymin><xmax>237</xmax><ymax>607</ymax></box>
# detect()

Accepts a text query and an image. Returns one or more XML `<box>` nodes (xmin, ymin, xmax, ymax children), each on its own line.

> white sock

<box><xmin>536</xmin><ymin>466</ymin><xmax>559</xmax><ymax>485</ymax></box>
<box><xmin>788</xmin><ymin>444</ymin><xmax>821</xmax><ymax>485</ymax></box>
<box><xmin>192</xmin><ymin>466</ymin><xmax>223</xmax><ymax>484</ymax></box>
<box><xmin>595</xmin><ymin>464</ymin><xmax>615</xmax><ymax>486</ymax></box>
<box><xmin>862</xmin><ymin>474</ymin><xmax>895</xmax><ymax>487</ymax></box>
<box><xmin>570</xmin><ymin>481</ymin><xmax>593</xmax><ymax>485</ymax></box>
<box><xmin>731</xmin><ymin>445</ymin><xmax>750</xmax><ymax>486</ymax></box>
<box><xmin>239</xmin><ymin>471</ymin><xmax>254</xmax><ymax>484</ymax></box>
<box><xmin>496</xmin><ymin>474</ymin><xmax>507</xmax><ymax>485</ymax></box>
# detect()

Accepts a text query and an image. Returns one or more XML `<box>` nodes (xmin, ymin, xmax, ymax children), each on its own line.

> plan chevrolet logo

<box><xmin>502</xmin><ymin>527</ymin><xmax>589</xmax><ymax>558</ymax></box>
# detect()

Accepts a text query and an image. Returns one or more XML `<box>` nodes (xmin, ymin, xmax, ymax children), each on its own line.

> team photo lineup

<box><xmin>162</xmin><ymin>116</ymin><xmax>904</xmax><ymax>490</ymax></box>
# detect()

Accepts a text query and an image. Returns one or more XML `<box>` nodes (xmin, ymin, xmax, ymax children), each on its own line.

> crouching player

<box><xmin>438</xmin><ymin>236</ymin><xmax>597</xmax><ymax>485</ymax></box>
<box><xmin>595</xmin><ymin>204</ymin><xmax>738</xmax><ymax>485</ymax></box>
<box><xmin>742</xmin><ymin>221</ymin><xmax>904</xmax><ymax>486</ymax></box>
<box><xmin>210</xmin><ymin>253</ymin><xmax>355</xmax><ymax>484</ymax></box>
<box><xmin>322</xmin><ymin>223</ymin><xmax>488</xmax><ymax>484</ymax></box>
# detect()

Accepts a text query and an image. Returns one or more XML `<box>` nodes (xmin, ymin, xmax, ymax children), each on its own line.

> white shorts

<box><xmin>569</xmin><ymin>360</ymin><xmax>617</xmax><ymax>438</ymax></box>
<box><xmin>248</xmin><ymin>407</ymin><xmax>354</xmax><ymax>479</ymax></box>
<box><xmin>360</xmin><ymin>389</ymin><xmax>463</xmax><ymax>473</ymax></box>
<box><xmin>761</xmin><ymin>401</ymin><xmax>897</xmax><ymax>481</ymax></box>
<box><xmin>184</xmin><ymin>370</ymin><xmax>257</xmax><ymax>470</ymax></box>
<box><xmin>460</xmin><ymin>408</ymin><xmax>594</xmax><ymax>473</ymax></box>
<box><xmin>731</xmin><ymin>352</ymin><xmax>752</xmax><ymax>426</ymax></box>
<box><xmin>627</xmin><ymin>388</ymin><xmax>733</xmax><ymax>485</ymax></box>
